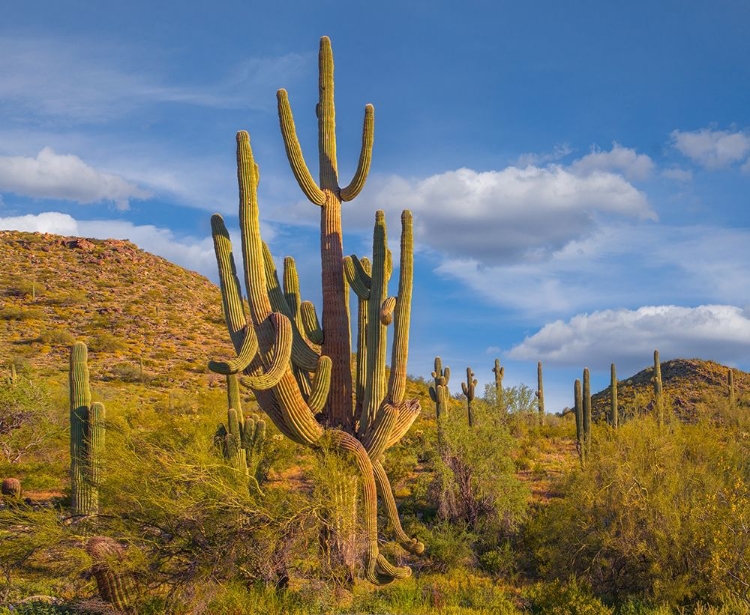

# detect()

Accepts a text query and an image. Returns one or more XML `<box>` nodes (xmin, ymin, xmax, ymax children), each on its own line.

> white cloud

<box><xmin>0</xmin><ymin>147</ymin><xmax>150</xmax><ymax>210</ymax></box>
<box><xmin>571</xmin><ymin>142</ymin><xmax>654</xmax><ymax>181</ymax></box>
<box><xmin>661</xmin><ymin>167</ymin><xmax>693</xmax><ymax>182</ymax></box>
<box><xmin>0</xmin><ymin>36</ymin><xmax>309</xmax><ymax>123</ymax></box>
<box><xmin>670</xmin><ymin>128</ymin><xmax>750</xmax><ymax>169</ymax></box>
<box><xmin>433</xmin><ymin>223</ymin><xmax>750</xmax><ymax>316</ymax></box>
<box><xmin>508</xmin><ymin>305</ymin><xmax>750</xmax><ymax>372</ymax></box>
<box><xmin>515</xmin><ymin>143</ymin><xmax>573</xmax><ymax>167</ymax></box>
<box><xmin>358</xmin><ymin>163</ymin><xmax>654</xmax><ymax>265</ymax></box>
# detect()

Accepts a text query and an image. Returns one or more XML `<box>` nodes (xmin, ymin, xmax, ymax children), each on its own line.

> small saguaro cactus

<box><xmin>728</xmin><ymin>368</ymin><xmax>736</xmax><ymax>408</ymax></box>
<box><xmin>70</xmin><ymin>342</ymin><xmax>105</xmax><ymax>516</ymax></box>
<box><xmin>461</xmin><ymin>367</ymin><xmax>477</xmax><ymax>427</ymax></box>
<box><xmin>653</xmin><ymin>350</ymin><xmax>663</xmax><ymax>427</ymax></box>
<box><xmin>536</xmin><ymin>361</ymin><xmax>545</xmax><ymax>425</ymax></box>
<box><xmin>429</xmin><ymin>357</ymin><xmax>451</xmax><ymax>444</ymax></box>
<box><xmin>493</xmin><ymin>359</ymin><xmax>505</xmax><ymax>415</ymax></box>
<box><xmin>610</xmin><ymin>363</ymin><xmax>618</xmax><ymax>429</ymax></box>
<box><xmin>582</xmin><ymin>368</ymin><xmax>592</xmax><ymax>458</ymax></box>
<box><xmin>574</xmin><ymin>379</ymin><xmax>584</xmax><ymax>465</ymax></box>
<box><xmin>87</xmin><ymin>536</ymin><xmax>137</xmax><ymax>611</ymax></box>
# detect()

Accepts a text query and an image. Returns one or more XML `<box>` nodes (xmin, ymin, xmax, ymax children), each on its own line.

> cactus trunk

<box><xmin>610</xmin><ymin>363</ymin><xmax>618</xmax><ymax>428</ymax></box>
<box><xmin>653</xmin><ymin>350</ymin><xmax>663</xmax><ymax>427</ymax></box>
<box><xmin>536</xmin><ymin>361</ymin><xmax>545</xmax><ymax>426</ymax></box>
<box><xmin>583</xmin><ymin>368</ymin><xmax>591</xmax><ymax>459</ymax></box>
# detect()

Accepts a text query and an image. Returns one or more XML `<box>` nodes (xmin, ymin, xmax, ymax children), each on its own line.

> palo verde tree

<box><xmin>208</xmin><ymin>36</ymin><xmax>423</xmax><ymax>584</ymax></box>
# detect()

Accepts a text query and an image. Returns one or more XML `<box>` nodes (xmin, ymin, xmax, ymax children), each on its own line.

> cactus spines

<box><xmin>610</xmin><ymin>363</ymin><xmax>618</xmax><ymax>429</ymax></box>
<box><xmin>574</xmin><ymin>379</ymin><xmax>584</xmax><ymax>465</ymax></box>
<box><xmin>728</xmin><ymin>368</ymin><xmax>736</xmax><ymax>408</ymax></box>
<box><xmin>461</xmin><ymin>367</ymin><xmax>477</xmax><ymax>427</ymax></box>
<box><xmin>208</xmin><ymin>37</ymin><xmax>419</xmax><ymax>583</ymax></box>
<box><xmin>87</xmin><ymin>536</ymin><xmax>136</xmax><ymax>610</ymax></box>
<box><xmin>493</xmin><ymin>359</ymin><xmax>505</xmax><ymax>415</ymax></box>
<box><xmin>69</xmin><ymin>342</ymin><xmax>105</xmax><ymax>517</ymax></box>
<box><xmin>583</xmin><ymin>368</ymin><xmax>591</xmax><ymax>459</ymax></box>
<box><xmin>536</xmin><ymin>361</ymin><xmax>545</xmax><ymax>425</ymax></box>
<box><xmin>1</xmin><ymin>477</ymin><xmax>21</xmax><ymax>500</ymax></box>
<box><xmin>653</xmin><ymin>349</ymin><xmax>663</xmax><ymax>427</ymax></box>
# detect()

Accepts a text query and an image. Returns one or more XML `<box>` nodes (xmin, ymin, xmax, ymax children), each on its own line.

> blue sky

<box><xmin>2</xmin><ymin>1</ymin><xmax>750</xmax><ymax>412</ymax></box>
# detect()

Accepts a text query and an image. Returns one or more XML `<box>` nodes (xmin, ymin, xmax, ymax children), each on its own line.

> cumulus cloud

<box><xmin>661</xmin><ymin>167</ymin><xmax>693</xmax><ymax>182</ymax></box>
<box><xmin>358</xmin><ymin>160</ymin><xmax>655</xmax><ymax>265</ymax></box>
<box><xmin>514</xmin><ymin>143</ymin><xmax>573</xmax><ymax>167</ymax></box>
<box><xmin>571</xmin><ymin>142</ymin><xmax>654</xmax><ymax>181</ymax></box>
<box><xmin>508</xmin><ymin>305</ymin><xmax>750</xmax><ymax>372</ymax></box>
<box><xmin>670</xmin><ymin>128</ymin><xmax>750</xmax><ymax>169</ymax></box>
<box><xmin>0</xmin><ymin>147</ymin><xmax>150</xmax><ymax>210</ymax></box>
<box><xmin>433</xmin><ymin>223</ymin><xmax>750</xmax><ymax>316</ymax></box>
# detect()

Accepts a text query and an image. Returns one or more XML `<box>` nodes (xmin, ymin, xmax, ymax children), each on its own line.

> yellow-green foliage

<box><xmin>526</xmin><ymin>415</ymin><xmax>750</xmax><ymax>606</ymax></box>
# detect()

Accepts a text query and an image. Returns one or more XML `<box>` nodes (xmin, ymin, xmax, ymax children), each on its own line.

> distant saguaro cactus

<box><xmin>574</xmin><ymin>379</ymin><xmax>584</xmax><ymax>466</ymax></box>
<box><xmin>610</xmin><ymin>363</ymin><xmax>618</xmax><ymax>429</ymax></box>
<box><xmin>429</xmin><ymin>357</ymin><xmax>450</xmax><ymax>444</ymax></box>
<box><xmin>69</xmin><ymin>342</ymin><xmax>105</xmax><ymax>516</ymax></box>
<box><xmin>461</xmin><ymin>367</ymin><xmax>477</xmax><ymax>427</ymax></box>
<box><xmin>653</xmin><ymin>350</ymin><xmax>663</xmax><ymax>427</ymax></box>
<box><xmin>728</xmin><ymin>368</ymin><xmax>736</xmax><ymax>408</ymax></box>
<box><xmin>583</xmin><ymin>368</ymin><xmax>592</xmax><ymax>459</ymax></box>
<box><xmin>536</xmin><ymin>362</ymin><xmax>545</xmax><ymax>425</ymax></box>
<box><xmin>493</xmin><ymin>359</ymin><xmax>505</xmax><ymax>415</ymax></box>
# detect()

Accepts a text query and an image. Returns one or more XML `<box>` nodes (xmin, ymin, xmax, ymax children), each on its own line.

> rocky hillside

<box><xmin>591</xmin><ymin>358</ymin><xmax>748</xmax><ymax>422</ymax></box>
<box><xmin>0</xmin><ymin>230</ymin><xmax>230</xmax><ymax>389</ymax></box>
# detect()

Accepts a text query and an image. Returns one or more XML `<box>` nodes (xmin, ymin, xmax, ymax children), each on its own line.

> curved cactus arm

<box><xmin>238</xmin><ymin>314</ymin><xmax>292</xmax><ymax>390</ymax></box>
<box><xmin>325</xmin><ymin>430</ymin><xmax>410</xmax><ymax>584</ymax></box>
<box><xmin>380</xmin><ymin>296</ymin><xmax>396</xmax><ymax>326</ymax></box>
<box><xmin>283</xmin><ymin>256</ymin><xmax>304</xmax><ymax>332</ymax></box>
<box><xmin>211</xmin><ymin>214</ymin><xmax>248</xmax><ymax>351</ymax></box>
<box><xmin>343</xmin><ymin>255</ymin><xmax>371</xmax><ymax>300</ymax></box>
<box><xmin>209</xmin><ymin>325</ymin><xmax>260</xmax><ymax>375</ymax></box>
<box><xmin>362</xmin><ymin>403</ymin><xmax>398</xmax><ymax>461</ymax></box>
<box><xmin>300</xmin><ymin>301</ymin><xmax>324</xmax><ymax>345</ymax></box>
<box><xmin>307</xmin><ymin>356</ymin><xmax>332</xmax><ymax>415</ymax></box>
<box><xmin>387</xmin><ymin>211</ymin><xmax>414</xmax><ymax>404</ymax></box>
<box><xmin>340</xmin><ymin>104</ymin><xmax>374</xmax><ymax>202</ymax></box>
<box><xmin>373</xmin><ymin>460</ymin><xmax>425</xmax><ymax>555</ymax></box>
<box><xmin>277</xmin><ymin>89</ymin><xmax>326</xmax><ymax>205</ymax></box>
<box><xmin>428</xmin><ymin>386</ymin><xmax>437</xmax><ymax>403</ymax></box>
<box><xmin>262</xmin><ymin>243</ymin><xmax>320</xmax><ymax>371</ymax></box>
<box><xmin>385</xmin><ymin>399</ymin><xmax>420</xmax><ymax>450</ymax></box>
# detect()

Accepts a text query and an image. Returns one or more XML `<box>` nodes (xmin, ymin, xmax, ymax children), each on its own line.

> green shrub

<box><xmin>526</xmin><ymin>579</ymin><xmax>614</xmax><ymax>614</ymax></box>
<box><xmin>37</xmin><ymin>329</ymin><xmax>75</xmax><ymax>346</ymax></box>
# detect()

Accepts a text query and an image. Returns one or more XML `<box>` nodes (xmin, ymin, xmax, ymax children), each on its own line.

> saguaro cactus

<box><xmin>536</xmin><ymin>361</ymin><xmax>545</xmax><ymax>425</ymax></box>
<box><xmin>461</xmin><ymin>367</ymin><xmax>477</xmax><ymax>427</ymax></box>
<box><xmin>653</xmin><ymin>350</ymin><xmax>663</xmax><ymax>427</ymax></box>
<box><xmin>610</xmin><ymin>363</ymin><xmax>618</xmax><ymax>429</ymax></box>
<box><xmin>728</xmin><ymin>368</ymin><xmax>736</xmax><ymax>408</ymax></box>
<box><xmin>429</xmin><ymin>357</ymin><xmax>450</xmax><ymax>445</ymax></box>
<box><xmin>208</xmin><ymin>37</ymin><xmax>422</xmax><ymax>583</ymax></box>
<box><xmin>582</xmin><ymin>368</ymin><xmax>591</xmax><ymax>458</ymax></box>
<box><xmin>574</xmin><ymin>379</ymin><xmax>584</xmax><ymax>465</ymax></box>
<box><xmin>493</xmin><ymin>359</ymin><xmax>505</xmax><ymax>415</ymax></box>
<box><xmin>69</xmin><ymin>342</ymin><xmax>105</xmax><ymax>516</ymax></box>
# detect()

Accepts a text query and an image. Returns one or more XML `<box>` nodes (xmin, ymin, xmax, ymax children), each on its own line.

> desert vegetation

<box><xmin>0</xmin><ymin>36</ymin><xmax>748</xmax><ymax>615</ymax></box>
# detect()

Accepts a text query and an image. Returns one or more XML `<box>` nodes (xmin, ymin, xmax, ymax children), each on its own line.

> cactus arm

<box><xmin>238</xmin><ymin>314</ymin><xmax>292</xmax><ymax>390</ymax></box>
<box><xmin>380</xmin><ymin>296</ymin><xmax>396</xmax><ymax>325</ymax></box>
<box><xmin>343</xmin><ymin>255</ymin><xmax>371</xmax><ymax>300</ymax></box>
<box><xmin>277</xmin><ymin>89</ymin><xmax>326</xmax><ymax>205</ymax></box>
<box><xmin>89</xmin><ymin>401</ymin><xmax>105</xmax><ymax>489</ymax></box>
<box><xmin>300</xmin><ymin>301</ymin><xmax>324</xmax><ymax>345</ymax></box>
<box><xmin>362</xmin><ymin>404</ymin><xmax>397</xmax><ymax>460</ymax></box>
<box><xmin>211</xmin><ymin>214</ymin><xmax>248</xmax><ymax>351</ymax></box>
<box><xmin>387</xmin><ymin>211</ymin><xmax>414</xmax><ymax>404</ymax></box>
<box><xmin>372</xmin><ymin>460</ymin><xmax>425</xmax><ymax>555</ymax></box>
<box><xmin>208</xmin><ymin>325</ymin><xmax>260</xmax><ymax>375</ymax></box>
<box><xmin>385</xmin><ymin>400</ymin><xmax>420</xmax><ymax>449</ymax></box>
<box><xmin>317</xmin><ymin>36</ymin><xmax>339</xmax><ymax>190</ymax></box>
<box><xmin>283</xmin><ymin>256</ymin><xmax>304</xmax><ymax>333</ymax></box>
<box><xmin>340</xmin><ymin>104</ymin><xmax>374</xmax><ymax>201</ymax></box>
<box><xmin>307</xmin><ymin>356</ymin><xmax>332</xmax><ymax>414</ymax></box>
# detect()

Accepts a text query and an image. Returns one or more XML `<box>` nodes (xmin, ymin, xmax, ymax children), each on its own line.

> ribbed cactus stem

<box><xmin>574</xmin><ymin>379</ymin><xmax>584</xmax><ymax>466</ymax></box>
<box><xmin>728</xmin><ymin>368</ymin><xmax>735</xmax><ymax>408</ymax></box>
<box><xmin>461</xmin><ymin>367</ymin><xmax>477</xmax><ymax>428</ymax></box>
<box><xmin>610</xmin><ymin>363</ymin><xmax>618</xmax><ymax>429</ymax></box>
<box><xmin>1</xmin><ymin>478</ymin><xmax>21</xmax><ymax>500</ymax></box>
<box><xmin>493</xmin><ymin>359</ymin><xmax>505</xmax><ymax>415</ymax></box>
<box><xmin>536</xmin><ymin>361</ymin><xmax>545</xmax><ymax>425</ymax></box>
<box><xmin>653</xmin><ymin>350</ymin><xmax>663</xmax><ymax>427</ymax></box>
<box><xmin>70</xmin><ymin>341</ymin><xmax>101</xmax><ymax>516</ymax></box>
<box><xmin>87</xmin><ymin>536</ymin><xmax>136</xmax><ymax>610</ymax></box>
<box><xmin>583</xmin><ymin>368</ymin><xmax>591</xmax><ymax>459</ymax></box>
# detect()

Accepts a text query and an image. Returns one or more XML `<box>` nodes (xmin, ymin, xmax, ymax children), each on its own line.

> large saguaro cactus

<box><xmin>69</xmin><ymin>342</ymin><xmax>105</xmax><ymax>516</ymax></box>
<box><xmin>208</xmin><ymin>37</ymin><xmax>422</xmax><ymax>584</ymax></box>
<box><xmin>461</xmin><ymin>367</ymin><xmax>477</xmax><ymax>427</ymax></box>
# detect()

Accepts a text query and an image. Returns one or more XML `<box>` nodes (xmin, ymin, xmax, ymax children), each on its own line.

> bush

<box><xmin>525</xmin><ymin>416</ymin><xmax>750</xmax><ymax>606</ymax></box>
<box><xmin>37</xmin><ymin>329</ymin><xmax>75</xmax><ymax>346</ymax></box>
